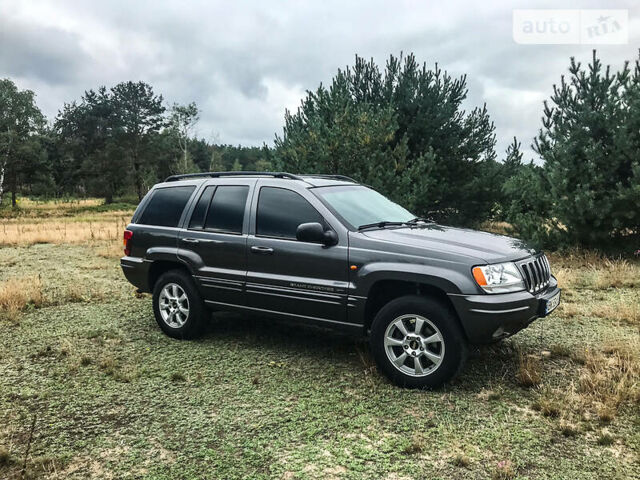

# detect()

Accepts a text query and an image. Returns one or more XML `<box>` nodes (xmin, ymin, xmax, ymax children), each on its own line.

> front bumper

<box><xmin>448</xmin><ymin>277</ymin><xmax>560</xmax><ymax>344</ymax></box>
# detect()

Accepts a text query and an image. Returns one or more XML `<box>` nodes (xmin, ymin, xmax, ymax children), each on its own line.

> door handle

<box><xmin>251</xmin><ymin>246</ymin><xmax>274</xmax><ymax>255</ymax></box>
<box><xmin>181</xmin><ymin>238</ymin><xmax>200</xmax><ymax>244</ymax></box>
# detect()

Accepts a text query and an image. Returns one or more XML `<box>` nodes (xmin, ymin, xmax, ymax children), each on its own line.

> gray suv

<box><xmin>121</xmin><ymin>172</ymin><xmax>561</xmax><ymax>388</ymax></box>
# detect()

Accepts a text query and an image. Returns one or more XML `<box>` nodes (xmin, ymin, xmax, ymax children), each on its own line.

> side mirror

<box><xmin>296</xmin><ymin>222</ymin><xmax>337</xmax><ymax>246</ymax></box>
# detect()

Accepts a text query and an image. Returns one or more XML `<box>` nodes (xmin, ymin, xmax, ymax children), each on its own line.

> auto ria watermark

<box><xmin>513</xmin><ymin>9</ymin><xmax>628</xmax><ymax>44</ymax></box>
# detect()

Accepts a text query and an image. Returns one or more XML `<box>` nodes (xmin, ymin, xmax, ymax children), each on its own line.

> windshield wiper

<box><xmin>357</xmin><ymin>221</ymin><xmax>406</xmax><ymax>231</ymax></box>
<box><xmin>406</xmin><ymin>216</ymin><xmax>434</xmax><ymax>225</ymax></box>
<box><xmin>357</xmin><ymin>217</ymin><xmax>435</xmax><ymax>231</ymax></box>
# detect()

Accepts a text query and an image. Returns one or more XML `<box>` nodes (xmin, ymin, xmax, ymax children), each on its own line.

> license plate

<box><xmin>545</xmin><ymin>291</ymin><xmax>561</xmax><ymax>315</ymax></box>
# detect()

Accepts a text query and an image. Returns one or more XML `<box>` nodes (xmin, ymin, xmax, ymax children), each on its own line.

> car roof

<box><xmin>298</xmin><ymin>176</ymin><xmax>356</xmax><ymax>187</ymax></box>
<box><xmin>156</xmin><ymin>173</ymin><xmax>359</xmax><ymax>189</ymax></box>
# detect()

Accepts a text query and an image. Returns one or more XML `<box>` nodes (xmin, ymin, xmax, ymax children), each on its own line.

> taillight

<box><xmin>123</xmin><ymin>230</ymin><xmax>133</xmax><ymax>256</ymax></box>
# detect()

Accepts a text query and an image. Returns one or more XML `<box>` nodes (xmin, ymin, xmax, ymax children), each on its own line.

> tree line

<box><xmin>1</xmin><ymin>51</ymin><xmax>638</xmax><ymax>251</ymax></box>
<box><xmin>0</xmin><ymin>80</ymin><xmax>269</xmax><ymax>205</ymax></box>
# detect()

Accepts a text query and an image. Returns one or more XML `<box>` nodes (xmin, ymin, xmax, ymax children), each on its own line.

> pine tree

<box><xmin>111</xmin><ymin>81</ymin><xmax>165</xmax><ymax>200</ymax></box>
<box><xmin>274</xmin><ymin>53</ymin><xmax>497</xmax><ymax>225</ymax></box>
<box><xmin>530</xmin><ymin>50</ymin><xmax>639</xmax><ymax>248</ymax></box>
<box><xmin>503</xmin><ymin>137</ymin><xmax>523</xmax><ymax>177</ymax></box>
<box><xmin>0</xmin><ymin>79</ymin><xmax>46</xmax><ymax>206</ymax></box>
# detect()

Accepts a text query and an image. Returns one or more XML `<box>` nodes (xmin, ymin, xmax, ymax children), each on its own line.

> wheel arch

<box><xmin>363</xmin><ymin>279</ymin><xmax>465</xmax><ymax>340</ymax></box>
<box><xmin>148</xmin><ymin>260</ymin><xmax>192</xmax><ymax>291</ymax></box>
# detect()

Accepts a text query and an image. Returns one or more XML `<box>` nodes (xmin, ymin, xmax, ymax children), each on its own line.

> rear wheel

<box><xmin>370</xmin><ymin>295</ymin><xmax>467</xmax><ymax>389</ymax></box>
<box><xmin>152</xmin><ymin>270</ymin><xmax>206</xmax><ymax>339</ymax></box>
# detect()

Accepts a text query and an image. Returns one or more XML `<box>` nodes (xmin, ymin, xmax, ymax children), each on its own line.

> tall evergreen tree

<box><xmin>503</xmin><ymin>137</ymin><xmax>523</xmax><ymax>177</ymax></box>
<box><xmin>55</xmin><ymin>87</ymin><xmax>126</xmax><ymax>203</ymax></box>
<box><xmin>529</xmin><ymin>51</ymin><xmax>640</xmax><ymax>248</ymax></box>
<box><xmin>0</xmin><ymin>79</ymin><xmax>46</xmax><ymax>206</ymax></box>
<box><xmin>111</xmin><ymin>81</ymin><xmax>165</xmax><ymax>200</ymax></box>
<box><xmin>274</xmin><ymin>53</ymin><xmax>497</xmax><ymax>225</ymax></box>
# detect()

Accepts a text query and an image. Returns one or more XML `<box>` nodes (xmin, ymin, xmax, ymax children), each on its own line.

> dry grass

<box><xmin>0</xmin><ymin>273</ymin><xmax>110</xmax><ymax>323</ymax></box>
<box><xmin>548</xmin><ymin>251</ymin><xmax>640</xmax><ymax>291</ymax></box>
<box><xmin>516</xmin><ymin>352</ymin><xmax>542</xmax><ymax>387</ymax></box>
<box><xmin>491</xmin><ymin>460</ymin><xmax>516</xmax><ymax>480</ymax></box>
<box><xmin>532</xmin><ymin>394</ymin><xmax>561</xmax><ymax>418</ymax></box>
<box><xmin>0</xmin><ymin>275</ymin><xmax>44</xmax><ymax>322</ymax></box>
<box><xmin>0</xmin><ymin>214</ymin><xmax>130</xmax><ymax>246</ymax></box>
<box><xmin>451</xmin><ymin>453</ymin><xmax>471</xmax><ymax>468</ymax></box>
<box><xmin>62</xmin><ymin>283</ymin><xmax>107</xmax><ymax>304</ymax></box>
<box><xmin>479</xmin><ymin>221</ymin><xmax>512</xmax><ymax>236</ymax></box>
<box><xmin>0</xmin><ymin>196</ymin><xmax>133</xmax><ymax>247</ymax></box>
<box><xmin>96</xmin><ymin>242</ymin><xmax>125</xmax><ymax>259</ymax></box>
<box><xmin>558</xmin><ymin>421</ymin><xmax>580</xmax><ymax>437</ymax></box>
<box><xmin>555</xmin><ymin>292</ymin><xmax>639</xmax><ymax>326</ymax></box>
<box><xmin>578</xmin><ymin>342</ymin><xmax>640</xmax><ymax>409</ymax></box>
<box><xmin>531</xmin><ymin>338</ymin><xmax>640</xmax><ymax>424</ymax></box>
<box><xmin>11</xmin><ymin>197</ymin><xmax>103</xmax><ymax>210</ymax></box>
<box><xmin>590</xmin><ymin>296</ymin><xmax>639</xmax><ymax>325</ymax></box>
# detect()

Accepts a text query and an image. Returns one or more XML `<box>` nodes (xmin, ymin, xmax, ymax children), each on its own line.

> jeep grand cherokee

<box><xmin>121</xmin><ymin>172</ymin><xmax>561</xmax><ymax>388</ymax></box>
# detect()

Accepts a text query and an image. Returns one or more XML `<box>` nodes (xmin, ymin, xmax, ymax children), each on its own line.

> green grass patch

<box><xmin>0</xmin><ymin>243</ymin><xmax>638</xmax><ymax>479</ymax></box>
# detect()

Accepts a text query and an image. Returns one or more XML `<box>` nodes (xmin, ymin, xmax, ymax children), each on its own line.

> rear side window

<box><xmin>139</xmin><ymin>186</ymin><xmax>195</xmax><ymax>227</ymax></box>
<box><xmin>203</xmin><ymin>186</ymin><xmax>249</xmax><ymax>234</ymax></box>
<box><xmin>257</xmin><ymin>187</ymin><xmax>324</xmax><ymax>239</ymax></box>
<box><xmin>189</xmin><ymin>186</ymin><xmax>215</xmax><ymax>229</ymax></box>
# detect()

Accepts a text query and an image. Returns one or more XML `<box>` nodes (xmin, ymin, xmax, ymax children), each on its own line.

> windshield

<box><xmin>313</xmin><ymin>185</ymin><xmax>415</xmax><ymax>229</ymax></box>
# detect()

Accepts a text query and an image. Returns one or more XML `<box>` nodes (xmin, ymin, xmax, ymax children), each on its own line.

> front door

<box><xmin>178</xmin><ymin>183</ymin><xmax>251</xmax><ymax>306</ymax></box>
<box><xmin>246</xmin><ymin>185</ymin><xmax>349</xmax><ymax>325</ymax></box>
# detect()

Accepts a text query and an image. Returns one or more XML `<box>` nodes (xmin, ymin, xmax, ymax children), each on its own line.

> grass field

<box><xmin>0</xmin><ymin>199</ymin><xmax>639</xmax><ymax>479</ymax></box>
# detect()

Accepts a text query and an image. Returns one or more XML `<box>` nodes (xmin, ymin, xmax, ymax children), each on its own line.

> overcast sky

<box><xmin>1</xmin><ymin>0</ymin><xmax>638</xmax><ymax>161</ymax></box>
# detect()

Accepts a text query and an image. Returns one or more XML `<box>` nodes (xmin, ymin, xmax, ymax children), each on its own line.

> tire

<box><xmin>370</xmin><ymin>295</ymin><xmax>467</xmax><ymax>389</ymax></box>
<box><xmin>152</xmin><ymin>269</ymin><xmax>207</xmax><ymax>339</ymax></box>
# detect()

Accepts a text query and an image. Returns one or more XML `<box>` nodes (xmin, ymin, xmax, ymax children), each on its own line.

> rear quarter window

<box><xmin>138</xmin><ymin>186</ymin><xmax>195</xmax><ymax>227</ymax></box>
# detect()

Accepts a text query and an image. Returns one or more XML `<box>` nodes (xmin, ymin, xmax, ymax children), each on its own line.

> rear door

<box><xmin>178</xmin><ymin>179</ymin><xmax>254</xmax><ymax>306</ymax></box>
<box><xmin>245</xmin><ymin>181</ymin><xmax>349</xmax><ymax>325</ymax></box>
<box><xmin>129</xmin><ymin>184</ymin><xmax>196</xmax><ymax>259</ymax></box>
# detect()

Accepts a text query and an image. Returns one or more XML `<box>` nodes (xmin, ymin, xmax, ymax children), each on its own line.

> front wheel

<box><xmin>152</xmin><ymin>270</ymin><xmax>207</xmax><ymax>339</ymax></box>
<box><xmin>370</xmin><ymin>295</ymin><xmax>467</xmax><ymax>389</ymax></box>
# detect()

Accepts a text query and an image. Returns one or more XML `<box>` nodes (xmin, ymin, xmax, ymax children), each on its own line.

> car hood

<box><xmin>360</xmin><ymin>224</ymin><xmax>536</xmax><ymax>263</ymax></box>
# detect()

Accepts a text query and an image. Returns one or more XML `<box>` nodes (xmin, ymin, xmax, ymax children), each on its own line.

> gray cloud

<box><xmin>0</xmin><ymin>18</ymin><xmax>90</xmax><ymax>85</ymax></box>
<box><xmin>0</xmin><ymin>0</ymin><xmax>638</xmax><ymax>157</ymax></box>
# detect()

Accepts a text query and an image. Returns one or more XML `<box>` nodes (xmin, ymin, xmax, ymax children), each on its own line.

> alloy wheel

<box><xmin>159</xmin><ymin>283</ymin><xmax>190</xmax><ymax>328</ymax></box>
<box><xmin>383</xmin><ymin>314</ymin><xmax>445</xmax><ymax>377</ymax></box>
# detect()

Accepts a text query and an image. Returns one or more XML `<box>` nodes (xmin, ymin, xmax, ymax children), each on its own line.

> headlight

<box><xmin>472</xmin><ymin>262</ymin><xmax>525</xmax><ymax>294</ymax></box>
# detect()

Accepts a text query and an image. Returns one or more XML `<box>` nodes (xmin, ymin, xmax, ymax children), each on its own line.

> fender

<box><xmin>145</xmin><ymin>246</ymin><xmax>182</xmax><ymax>263</ymax></box>
<box><xmin>145</xmin><ymin>247</ymin><xmax>195</xmax><ymax>277</ymax></box>
<box><xmin>354</xmin><ymin>261</ymin><xmax>475</xmax><ymax>297</ymax></box>
<box><xmin>175</xmin><ymin>247</ymin><xmax>205</xmax><ymax>272</ymax></box>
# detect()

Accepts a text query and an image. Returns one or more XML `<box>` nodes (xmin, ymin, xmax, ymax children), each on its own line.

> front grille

<box><xmin>519</xmin><ymin>254</ymin><xmax>551</xmax><ymax>294</ymax></box>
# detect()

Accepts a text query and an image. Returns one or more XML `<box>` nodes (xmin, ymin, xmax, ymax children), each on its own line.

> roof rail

<box><xmin>164</xmin><ymin>171</ymin><xmax>304</xmax><ymax>182</ymax></box>
<box><xmin>302</xmin><ymin>174</ymin><xmax>357</xmax><ymax>183</ymax></box>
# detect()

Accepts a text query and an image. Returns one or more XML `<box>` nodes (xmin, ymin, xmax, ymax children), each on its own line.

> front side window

<box><xmin>257</xmin><ymin>187</ymin><xmax>324</xmax><ymax>239</ymax></box>
<box><xmin>204</xmin><ymin>186</ymin><xmax>249</xmax><ymax>234</ymax></box>
<box><xmin>313</xmin><ymin>185</ymin><xmax>414</xmax><ymax>229</ymax></box>
<box><xmin>139</xmin><ymin>186</ymin><xmax>195</xmax><ymax>227</ymax></box>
